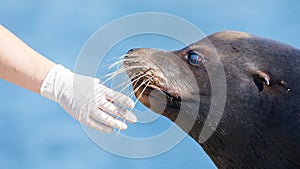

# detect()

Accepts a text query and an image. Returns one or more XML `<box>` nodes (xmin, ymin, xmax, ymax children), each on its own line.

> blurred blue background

<box><xmin>0</xmin><ymin>0</ymin><xmax>299</xmax><ymax>169</ymax></box>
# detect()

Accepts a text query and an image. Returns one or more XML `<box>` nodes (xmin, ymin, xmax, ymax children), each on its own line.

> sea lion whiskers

<box><xmin>105</xmin><ymin>54</ymin><xmax>128</xmax><ymax>62</ymax></box>
<box><xmin>115</xmin><ymin>72</ymin><xmax>149</xmax><ymax>95</ymax></box>
<box><xmin>98</xmin><ymin>54</ymin><xmax>131</xmax><ymax>69</ymax></box>
<box><xmin>128</xmin><ymin>75</ymin><xmax>154</xmax><ymax>99</ymax></box>
<box><xmin>108</xmin><ymin>58</ymin><xmax>137</xmax><ymax>70</ymax></box>
<box><xmin>112</xmin><ymin>71</ymin><xmax>142</xmax><ymax>90</ymax></box>
<box><xmin>105</xmin><ymin>54</ymin><xmax>144</xmax><ymax>79</ymax></box>
<box><xmin>129</xmin><ymin>77</ymin><xmax>154</xmax><ymax>109</ymax></box>
<box><xmin>131</xmin><ymin>73</ymin><xmax>149</xmax><ymax>89</ymax></box>
<box><xmin>104</xmin><ymin>65</ymin><xmax>140</xmax><ymax>78</ymax></box>
<box><xmin>116</xmin><ymin>76</ymin><xmax>154</xmax><ymax>137</ymax></box>
<box><xmin>124</xmin><ymin>73</ymin><xmax>154</xmax><ymax>100</ymax></box>
<box><xmin>101</xmin><ymin>65</ymin><xmax>142</xmax><ymax>85</ymax></box>
<box><xmin>126</xmin><ymin>67</ymin><xmax>155</xmax><ymax>88</ymax></box>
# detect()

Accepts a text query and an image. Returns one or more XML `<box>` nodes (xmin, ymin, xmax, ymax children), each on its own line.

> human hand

<box><xmin>40</xmin><ymin>65</ymin><xmax>137</xmax><ymax>133</ymax></box>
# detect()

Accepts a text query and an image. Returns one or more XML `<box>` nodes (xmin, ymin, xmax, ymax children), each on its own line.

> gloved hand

<box><xmin>40</xmin><ymin>64</ymin><xmax>137</xmax><ymax>133</ymax></box>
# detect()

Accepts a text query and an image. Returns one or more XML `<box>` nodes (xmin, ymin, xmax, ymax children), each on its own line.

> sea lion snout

<box><xmin>125</xmin><ymin>48</ymin><xmax>176</xmax><ymax>96</ymax></box>
<box><xmin>125</xmin><ymin>47</ymin><xmax>202</xmax><ymax>100</ymax></box>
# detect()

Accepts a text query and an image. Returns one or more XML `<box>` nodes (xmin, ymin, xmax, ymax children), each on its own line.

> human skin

<box><xmin>0</xmin><ymin>24</ymin><xmax>55</xmax><ymax>93</ymax></box>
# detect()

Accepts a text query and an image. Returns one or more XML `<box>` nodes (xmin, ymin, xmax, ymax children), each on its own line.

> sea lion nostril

<box><xmin>125</xmin><ymin>49</ymin><xmax>134</xmax><ymax>58</ymax></box>
<box><xmin>127</xmin><ymin>48</ymin><xmax>139</xmax><ymax>54</ymax></box>
<box><xmin>127</xmin><ymin>49</ymin><xmax>134</xmax><ymax>53</ymax></box>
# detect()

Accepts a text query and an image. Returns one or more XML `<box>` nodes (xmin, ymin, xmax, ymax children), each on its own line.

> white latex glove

<box><xmin>40</xmin><ymin>64</ymin><xmax>137</xmax><ymax>133</ymax></box>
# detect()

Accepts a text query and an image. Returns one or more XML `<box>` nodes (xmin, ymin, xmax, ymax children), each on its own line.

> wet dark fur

<box><xmin>124</xmin><ymin>31</ymin><xmax>300</xmax><ymax>169</ymax></box>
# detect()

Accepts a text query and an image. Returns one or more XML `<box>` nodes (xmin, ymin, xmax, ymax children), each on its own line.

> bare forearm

<box><xmin>0</xmin><ymin>25</ymin><xmax>56</xmax><ymax>93</ymax></box>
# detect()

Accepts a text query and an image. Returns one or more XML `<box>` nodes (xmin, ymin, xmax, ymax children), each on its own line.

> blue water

<box><xmin>1</xmin><ymin>1</ymin><xmax>300</xmax><ymax>169</ymax></box>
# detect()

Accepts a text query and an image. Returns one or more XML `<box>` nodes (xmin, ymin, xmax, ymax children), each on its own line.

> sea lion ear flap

<box><xmin>253</xmin><ymin>70</ymin><xmax>271</xmax><ymax>92</ymax></box>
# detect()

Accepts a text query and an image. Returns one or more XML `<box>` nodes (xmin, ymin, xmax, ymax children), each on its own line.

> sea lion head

<box><xmin>123</xmin><ymin>37</ymin><xmax>221</xmax><ymax>123</ymax></box>
<box><xmin>123</xmin><ymin>31</ymin><xmax>300</xmax><ymax>168</ymax></box>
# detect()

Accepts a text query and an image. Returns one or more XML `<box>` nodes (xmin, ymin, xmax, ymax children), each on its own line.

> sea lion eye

<box><xmin>186</xmin><ymin>51</ymin><xmax>205</xmax><ymax>66</ymax></box>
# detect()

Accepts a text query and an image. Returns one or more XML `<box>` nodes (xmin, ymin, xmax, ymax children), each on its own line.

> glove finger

<box><xmin>85</xmin><ymin>117</ymin><xmax>113</xmax><ymax>133</ymax></box>
<box><xmin>104</xmin><ymin>89</ymin><xmax>134</xmax><ymax>108</ymax></box>
<box><xmin>91</xmin><ymin>110</ymin><xmax>128</xmax><ymax>130</ymax></box>
<box><xmin>99</xmin><ymin>101</ymin><xmax>137</xmax><ymax>123</ymax></box>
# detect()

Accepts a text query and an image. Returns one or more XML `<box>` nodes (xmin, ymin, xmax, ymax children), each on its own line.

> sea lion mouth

<box><xmin>130</xmin><ymin>74</ymin><xmax>182</xmax><ymax>109</ymax></box>
<box><xmin>138</xmin><ymin>85</ymin><xmax>181</xmax><ymax>109</ymax></box>
<box><xmin>131</xmin><ymin>74</ymin><xmax>181</xmax><ymax>101</ymax></box>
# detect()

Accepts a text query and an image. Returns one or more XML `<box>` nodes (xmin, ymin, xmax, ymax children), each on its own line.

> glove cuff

<box><xmin>40</xmin><ymin>64</ymin><xmax>73</xmax><ymax>102</ymax></box>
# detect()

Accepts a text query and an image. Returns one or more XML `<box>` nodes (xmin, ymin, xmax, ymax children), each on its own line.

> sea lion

<box><xmin>123</xmin><ymin>31</ymin><xmax>300</xmax><ymax>169</ymax></box>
